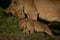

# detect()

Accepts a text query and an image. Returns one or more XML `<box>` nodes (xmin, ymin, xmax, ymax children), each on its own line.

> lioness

<box><xmin>5</xmin><ymin>0</ymin><xmax>25</xmax><ymax>19</ymax></box>
<box><xmin>34</xmin><ymin>0</ymin><xmax>60</xmax><ymax>21</ymax></box>
<box><xmin>22</xmin><ymin>0</ymin><xmax>60</xmax><ymax>22</ymax></box>
<box><xmin>19</xmin><ymin>18</ymin><xmax>57</xmax><ymax>38</ymax></box>
<box><xmin>5</xmin><ymin>0</ymin><xmax>60</xmax><ymax>22</ymax></box>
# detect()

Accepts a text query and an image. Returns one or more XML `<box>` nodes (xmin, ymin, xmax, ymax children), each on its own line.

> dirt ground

<box><xmin>0</xmin><ymin>32</ymin><xmax>60</xmax><ymax>40</ymax></box>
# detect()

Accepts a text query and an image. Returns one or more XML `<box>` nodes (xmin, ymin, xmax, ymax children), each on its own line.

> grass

<box><xmin>0</xmin><ymin>7</ymin><xmax>60</xmax><ymax>40</ymax></box>
<box><xmin>0</xmin><ymin>8</ymin><xmax>22</xmax><ymax>33</ymax></box>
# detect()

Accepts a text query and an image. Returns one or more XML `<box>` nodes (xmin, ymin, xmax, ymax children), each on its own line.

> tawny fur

<box><xmin>22</xmin><ymin>0</ymin><xmax>60</xmax><ymax>21</ymax></box>
<box><xmin>5</xmin><ymin>0</ymin><xmax>60</xmax><ymax>21</ymax></box>
<box><xmin>19</xmin><ymin>18</ymin><xmax>34</xmax><ymax>34</ymax></box>
<box><xmin>34</xmin><ymin>0</ymin><xmax>60</xmax><ymax>21</ymax></box>
<box><xmin>19</xmin><ymin>18</ymin><xmax>57</xmax><ymax>38</ymax></box>
<box><xmin>5</xmin><ymin>0</ymin><xmax>25</xmax><ymax>19</ymax></box>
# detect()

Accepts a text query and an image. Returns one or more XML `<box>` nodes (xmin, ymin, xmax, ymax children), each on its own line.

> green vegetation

<box><xmin>0</xmin><ymin>8</ymin><xmax>22</xmax><ymax>33</ymax></box>
<box><xmin>0</xmin><ymin>7</ymin><xmax>60</xmax><ymax>40</ymax></box>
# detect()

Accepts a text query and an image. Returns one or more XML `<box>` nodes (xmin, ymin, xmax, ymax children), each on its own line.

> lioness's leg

<box><xmin>23</xmin><ymin>0</ymin><xmax>38</xmax><ymax>20</ymax></box>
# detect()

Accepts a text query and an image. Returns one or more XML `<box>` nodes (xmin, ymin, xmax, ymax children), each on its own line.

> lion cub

<box><xmin>19</xmin><ymin>18</ymin><xmax>34</xmax><ymax>34</ymax></box>
<box><xmin>19</xmin><ymin>18</ymin><xmax>57</xmax><ymax>38</ymax></box>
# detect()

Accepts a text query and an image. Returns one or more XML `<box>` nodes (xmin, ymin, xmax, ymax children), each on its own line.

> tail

<box><xmin>45</xmin><ymin>28</ymin><xmax>57</xmax><ymax>38</ymax></box>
